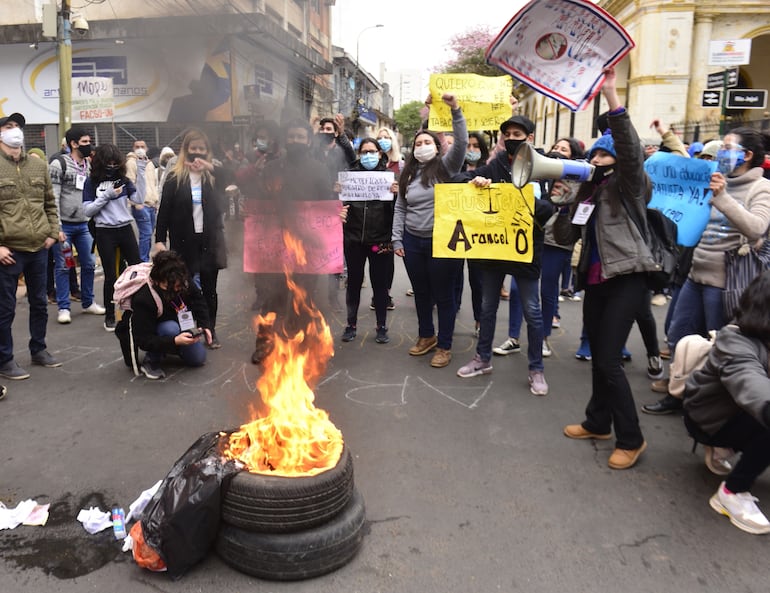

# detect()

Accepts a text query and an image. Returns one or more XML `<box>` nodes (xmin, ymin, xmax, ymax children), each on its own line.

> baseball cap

<box><xmin>700</xmin><ymin>140</ymin><xmax>722</xmax><ymax>159</ymax></box>
<box><xmin>500</xmin><ymin>115</ymin><xmax>535</xmax><ymax>136</ymax></box>
<box><xmin>0</xmin><ymin>113</ymin><xmax>26</xmax><ymax>128</ymax></box>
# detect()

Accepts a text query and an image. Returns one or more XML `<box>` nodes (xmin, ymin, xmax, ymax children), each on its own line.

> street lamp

<box><xmin>58</xmin><ymin>0</ymin><xmax>73</xmax><ymax>135</ymax></box>
<box><xmin>355</xmin><ymin>24</ymin><xmax>384</xmax><ymax>75</ymax></box>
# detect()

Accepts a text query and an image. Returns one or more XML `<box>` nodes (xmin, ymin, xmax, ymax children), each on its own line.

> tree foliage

<box><xmin>394</xmin><ymin>100</ymin><xmax>424</xmax><ymax>146</ymax></box>
<box><xmin>437</xmin><ymin>25</ymin><xmax>504</xmax><ymax>78</ymax></box>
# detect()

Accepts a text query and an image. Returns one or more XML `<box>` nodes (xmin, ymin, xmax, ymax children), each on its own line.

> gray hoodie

<box><xmin>49</xmin><ymin>153</ymin><xmax>90</xmax><ymax>226</ymax></box>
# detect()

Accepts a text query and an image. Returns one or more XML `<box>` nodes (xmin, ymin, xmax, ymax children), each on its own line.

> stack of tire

<box><xmin>216</xmin><ymin>445</ymin><xmax>366</xmax><ymax>580</ymax></box>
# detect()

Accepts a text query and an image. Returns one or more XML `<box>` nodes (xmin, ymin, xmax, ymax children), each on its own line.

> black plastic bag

<box><xmin>140</xmin><ymin>431</ymin><xmax>241</xmax><ymax>580</ymax></box>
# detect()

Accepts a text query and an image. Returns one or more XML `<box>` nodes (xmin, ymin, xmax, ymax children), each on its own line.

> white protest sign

<box><xmin>485</xmin><ymin>0</ymin><xmax>635</xmax><ymax>111</ymax></box>
<box><xmin>72</xmin><ymin>77</ymin><xmax>114</xmax><ymax>122</ymax></box>
<box><xmin>338</xmin><ymin>171</ymin><xmax>395</xmax><ymax>201</ymax></box>
<box><xmin>708</xmin><ymin>40</ymin><xmax>752</xmax><ymax>67</ymax></box>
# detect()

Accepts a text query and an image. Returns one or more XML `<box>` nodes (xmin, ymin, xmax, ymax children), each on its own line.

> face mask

<box><xmin>319</xmin><ymin>132</ymin><xmax>336</xmax><ymax>146</ymax></box>
<box><xmin>187</xmin><ymin>152</ymin><xmax>206</xmax><ymax>162</ymax></box>
<box><xmin>504</xmin><ymin>139</ymin><xmax>524</xmax><ymax>156</ymax></box>
<box><xmin>465</xmin><ymin>150</ymin><xmax>481</xmax><ymax>163</ymax></box>
<box><xmin>255</xmin><ymin>140</ymin><xmax>269</xmax><ymax>152</ymax></box>
<box><xmin>134</xmin><ymin>148</ymin><xmax>146</xmax><ymax>159</ymax></box>
<box><xmin>105</xmin><ymin>164</ymin><xmax>120</xmax><ymax>179</ymax></box>
<box><xmin>377</xmin><ymin>138</ymin><xmax>392</xmax><ymax>152</ymax></box>
<box><xmin>360</xmin><ymin>153</ymin><xmax>380</xmax><ymax>170</ymax></box>
<box><xmin>285</xmin><ymin>143</ymin><xmax>310</xmax><ymax>159</ymax></box>
<box><xmin>413</xmin><ymin>144</ymin><xmax>437</xmax><ymax>163</ymax></box>
<box><xmin>77</xmin><ymin>143</ymin><xmax>92</xmax><ymax>158</ymax></box>
<box><xmin>1</xmin><ymin>127</ymin><xmax>24</xmax><ymax>148</ymax></box>
<box><xmin>716</xmin><ymin>149</ymin><xmax>745</xmax><ymax>175</ymax></box>
<box><xmin>591</xmin><ymin>164</ymin><xmax>615</xmax><ymax>185</ymax></box>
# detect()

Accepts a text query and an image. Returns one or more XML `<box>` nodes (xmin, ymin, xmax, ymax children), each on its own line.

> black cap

<box><xmin>0</xmin><ymin>112</ymin><xmax>26</xmax><ymax>128</ymax></box>
<box><xmin>500</xmin><ymin>115</ymin><xmax>535</xmax><ymax>136</ymax></box>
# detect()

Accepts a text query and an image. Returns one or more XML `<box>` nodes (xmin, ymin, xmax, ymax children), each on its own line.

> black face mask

<box><xmin>187</xmin><ymin>152</ymin><xmax>206</xmax><ymax>162</ymax></box>
<box><xmin>504</xmin><ymin>139</ymin><xmax>525</xmax><ymax>156</ymax></box>
<box><xmin>591</xmin><ymin>164</ymin><xmax>615</xmax><ymax>185</ymax></box>
<box><xmin>318</xmin><ymin>132</ymin><xmax>336</xmax><ymax>147</ymax></box>
<box><xmin>285</xmin><ymin>143</ymin><xmax>310</xmax><ymax>159</ymax></box>
<box><xmin>104</xmin><ymin>164</ymin><xmax>120</xmax><ymax>179</ymax></box>
<box><xmin>77</xmin><ymin>143</ymin><xmax>92</xmax><ymax>158</ymax></box>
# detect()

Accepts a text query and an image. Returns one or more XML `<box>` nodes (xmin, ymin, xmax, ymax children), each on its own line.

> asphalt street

<box><xmin>1</xmin><ymin>221</ymin><xmax>769</xmax><ymax>592</ymax></box>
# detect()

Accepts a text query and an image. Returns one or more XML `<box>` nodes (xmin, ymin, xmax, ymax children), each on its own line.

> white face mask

<box><xmin>1</xmin><ymin>127</ymin><xmax>24</xmax><ymax>149</ymax></box>
<box><xmin>134</xmin><ymin>148</ymin><xmax>146</xmax><ymax>159</ymax></box>
<box><xmin>413</xmin><ymin>144</ymin><xmax>437</xmax><ymax>163</ymax></box>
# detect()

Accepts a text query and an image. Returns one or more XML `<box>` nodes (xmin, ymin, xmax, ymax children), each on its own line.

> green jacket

<box><xmin>0</xmin><ymin>149</ymin><xmax>59</xmax><ymax>252</ymax></box>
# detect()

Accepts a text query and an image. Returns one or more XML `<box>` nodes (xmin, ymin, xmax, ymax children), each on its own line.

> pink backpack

<box><xmin>113</xmin><ymin>263</ymin><xmax>163</xmax><ymax>317</ymax></box>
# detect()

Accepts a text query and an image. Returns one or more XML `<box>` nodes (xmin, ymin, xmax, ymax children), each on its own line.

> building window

<box><xmin>288</xmin><ymin>23</ymin><xmax>302</xmax><ymax>39</ymax></box>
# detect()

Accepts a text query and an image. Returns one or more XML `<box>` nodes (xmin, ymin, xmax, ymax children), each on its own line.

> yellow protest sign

<box><xmin>428</xmin><ymin>73</ymin><xmax>512</xmax><ymax>132</ymax></box>
<box><xmin>433</xmin><ymin>183</ymin><xmax>534</xmax><ymax>262</ymax></box>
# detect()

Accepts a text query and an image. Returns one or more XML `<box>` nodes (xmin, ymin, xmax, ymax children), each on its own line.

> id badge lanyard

<box><xmin>171</xmin><ymin>297</ymin><xmax>196</xmax><ymax>332</ymax></box>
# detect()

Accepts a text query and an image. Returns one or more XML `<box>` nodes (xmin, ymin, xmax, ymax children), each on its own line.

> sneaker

<box><xmin>375</xmin><ymin>326</ymin><xmax>390</xmax><ymax>344</ymax></box>
<box><xmin>57</xmin><ymin>309</ymin><xmax>72</xmax><ymax>324</ymax></box>
<box><xmin>622</xmin><ymin>347</ymin><xmax>632</xmax><ymax>362</ymax></box>
<box><xmin>0</xmin><ymin>360</ymin><xmax>30</xmax><ymax>380</ymax></box>
<box><xmin>31</xmin><ymin>350</ymin><xmax>62</xmax><ymax>368</ymax></box>
<box><xmin>70</xmin><ymin>290</ymin><xmax>82</xmax><ymax>302</ymax></box>
<box><xmin>473</xmin><ymin>325</ymin><xmax>480</xmax><ymax>339</ymax></box>
<box><xmin>387</xmin><ymin>296</ymin><xmax>395</xmax><ymax>311</ymax></box>
<box><xmin>82</xmin><ymin>302</ymin><xmax>106</xmax><ymax>315</ymax></box>
<box><xmin>140</xmin><ymin>360</ymin><xmax>166</xmax><ymax>380</ymax></box>
<box><xmin>559</xmin><ymin>289</ymin><xmax>573</xmax><ymax>299</ymax></box>
<box><xmin>710</xmin><ymin>482</ymin><xmax>770</xmax><ymax>535</ymax></box>
<box><xmin>430</xmin><ymin>348</ymin><xmax>452</xmax><ymax>368</ymax></box>
<box><xmin>651</xmin><ymin>293</ymin><xmax>667</xmax><ymax>307</ymax></box>
<box><xmin>409</xmin><ymin>336</ymin><xmax>437</xmax><ymax>356</ymax></box>
<box><xmin>0</xmin><ymin>384</ymin><xmax>6</xmax><ymax>400</ymax></box>
<box><xmin>608</xmin><ymin>441</ymin><xmax>647</xmax><ymax>469</ymax></box>
<box><xmin>405</xmin><ymin>288</ymin><xmax>414</xmax><ymax>297</ymax></box>
<box><xmin>369</xmin><ymin>298</ymin><xmax>375</xmax><ymax>311</ymax></box>
<box><xmin>575</xmin><ymin>339</ymin><xmax>592</xmax><ymax>361</ymax></box>
<box><xmin>647</xmin><ymin>355</ymin><xmax>664</xmax><ymax>380</ymax></box>
<box><xmin>551</xmin><ymin>316</ymin><xmax>561</xmax><ymax>329</ymax></box>
<box><xmin>457</xmin><ymin>354</ymin><xmax>492</xmax><ymax>378</ymax></box>
<box><xmin>341</xmin><ymin>326</ymin><xmax>357</xmax><ymax>342</ymax></box>
<box><xmin>528</xmin><ymin>370</ymin><xmax>548</xmax><ymax>396</ymax></box>
<box><xmin>704</xmin><ymin>446</ymin><xmax>734</xmax><ymax>476</ymax></box>
<box><xmin>104</xmin><ymin>319</ymin><xmax>116</xmax><ymax>332</ymax></box>
<box><xmin>558</xmin><ymin>295</ymin><xmax>565</xmax><ymax>302</ymax></box>
<box><xmin>493</xmin><ymin>337</ymin><xmax>521</xmax><ymax>356</ymax></box>
<box><xmin>542</xmin><ymin>338</ymin><xmax>552</xmax><ymax>358</ymax></box>
<box><xmin>570</xmin><ymin>292</ymin><xmax>583</xmax><ymax>302</ymax></box>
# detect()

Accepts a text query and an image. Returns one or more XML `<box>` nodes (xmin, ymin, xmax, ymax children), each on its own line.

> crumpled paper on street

<box><xmin>77</xmin><ymin>507</ymin><xmax>113</xmax><ymax>534</ymax></box>
<box><xmin>0</xmin><ymin>499</ymin><xmax>50</xmax><ymax>529</ymax></box>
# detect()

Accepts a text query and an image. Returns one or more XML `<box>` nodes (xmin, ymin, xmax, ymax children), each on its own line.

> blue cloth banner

<box><xmin>644</xmin><ymin>152</ymin><xmax>717</xmax><ymax>247</ymax></box>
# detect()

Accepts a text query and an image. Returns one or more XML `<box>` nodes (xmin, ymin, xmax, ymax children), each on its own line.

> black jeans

<box><xmin>93</xmin><ymin>225</ymin><xmax>141</xmax><ymax>320</ymax></box>
<box><xmin>684</xmin><ymin>411</ymin><xmax>770</xmax><ymax>493</ymax></box>
<box><xmin>344</xmin><ymin>241</ymin><xmax>392</xmax><ymax>328</ymax></box>
<box><xmin>582</xmin><ymin>273</ymin><xmax>647</xmax><ymax>450</ymax></box>
<box><xmin>635</xmin><ymin>290</ymin><xmax>660</xmax><ymax>357</ymax></box>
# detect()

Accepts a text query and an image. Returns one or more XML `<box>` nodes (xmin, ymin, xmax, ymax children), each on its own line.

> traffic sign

<box><xmin>726</xmin><ymin>89</ymin><xmax>768</xmax><ymax>110</ymax></box>
<box><xmin>706</xmin><ymin>68</ymin><xmax>738</xmax><ymax>90</ymax></box>
<box><xmin>701</xmin><ymin>90</ymin><xmax>722</xmax><ymax>108</ymax></box>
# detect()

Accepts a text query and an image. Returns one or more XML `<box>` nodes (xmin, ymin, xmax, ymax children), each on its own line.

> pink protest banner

<box><xmin>485</xmin><ymin>0</ymin><xmax>635</xmax><ymax>111</ymax></box>
<box><xmin>243</xmin><ymin>200</ymin><xmax>344</xmax><ymax>274</ymax></box>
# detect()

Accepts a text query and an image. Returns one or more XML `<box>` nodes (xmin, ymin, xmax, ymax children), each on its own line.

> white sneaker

<box><xmin>493</xmin><ymin>337</ymin><xmax>521</xmax><ymax>356</ymax></box>
<box><xmin>57</xmin><ymin>309</ymin><xmax>71</xmax><ymax>324</ymax></box>
<box><xmin>82</xmin><ymin>302</ymin><xmax>106</xmax><ymax>315</ymax></box>
<box><xmin>709</xmin><ymin>482</ymin><xmax>770</xmax><ymax>535</ymax></box>
<box><xmin>651</xmin><ymin>293</ymin><xmax>667</xmax><ymax>307</ymax></box>
<box><xmin>542</xmin><ymin>338</ymin><xmax>552</xmax><ymax>358</ymax></box>
<box><xmin>552</xmin><ymin>317</ymin><xmax>561</xmax><ymax>328</ymax></box>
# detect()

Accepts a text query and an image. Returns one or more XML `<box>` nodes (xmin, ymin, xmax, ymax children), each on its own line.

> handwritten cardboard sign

<box><xmin>433</xmin><ymin>183</ymin><xmax>534</xmax><ymax>262</ymax></box>
<box><xmin>338</xmin><ymin>171</ymin><xmax>395</xmax><ymax>201</ymax></box>
<box><xmin>243</xmin><ymin>200</ymin><xmax>344</xmax><ymax>274</ymax></box>
<box><xmin>485</xmin><ymin>0</ymin><xmax>635</xmax><ymax>111</ymax></box>
<box><xmin>644</xmin><ymin>152</ymin><xmax>717</xmax><ymax>247</ymax></box>
<box><xmin>72</xmin><ymin>77</ymin><xmax>115</xmax><ymax>122</ymax></box>
<box><xmin>428</xmin><ymin>74</ymin><xmax>513</xmax><ymax>132</ymax></box>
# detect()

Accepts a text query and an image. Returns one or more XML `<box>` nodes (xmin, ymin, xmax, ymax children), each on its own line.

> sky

<box><xmin>331</xmin><ymin>1</ymin><xmax>528</xmax><ymax>78</ymax></box>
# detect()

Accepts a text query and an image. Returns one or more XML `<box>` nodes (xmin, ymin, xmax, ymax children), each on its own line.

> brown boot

<box><xmin>430</xmin><ymin>348</ymin><xmax>452</xmax><ymax>368</ymax></box>
<box><xmin>409</xmin><ymin>336</ymin><xmax>437</xmax><ymax>356</ymax></box>
<box><xmin>563</xmin><ymin>424</ymin><xmax>612</xmax><ymax>440</ymax></box>
<box><xmin>608</xmin><ymin>441</ymin><xmax>647</xmax><ymax>469</ymax></box>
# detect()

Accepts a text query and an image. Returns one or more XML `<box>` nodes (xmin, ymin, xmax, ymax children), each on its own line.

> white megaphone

<box><xmin>511</xmin><ymin>143</ymin><xmax>595</xmax><ymax>189</ymax></box>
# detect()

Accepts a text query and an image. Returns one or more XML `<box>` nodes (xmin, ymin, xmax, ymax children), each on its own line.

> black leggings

<box><xmin>94</xmin><ymin>225</ymin><xmax>140</xmax><ymax>319</ymax></box>
<box><xmin>344</xmin><ymin>241</ymin><xmax>392</xmax><ymax>328</ymax></box>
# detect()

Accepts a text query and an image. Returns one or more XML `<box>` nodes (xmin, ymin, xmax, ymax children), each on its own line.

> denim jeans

<box><xmin>505</xmin><ymin>276</ymin><xmax>523</xmax><ymax>339</ymax></box>
<box><xmin>478</xmin><ymin>268</ymin><xmax>544</xmax><ymax>371</ymax></box>
<box><xmin>132</xmin><ymin>206</ymin><xmax>154</xmax><ymax>262</ymax></box>
<box><xmin>666</xmin><ymin>278</ymin><xmax>725</xmax><ymax>354</ymax></box>
<box><xmin>402</xmin><ymin>231</ymin><xmax>462</xmax><ymax>350</ymax></box>
<box><xmin>54</xmin><ymin>221</ymin><xmax>96</xmax><ymax>310</ymax></box>
<box><xmin>0</xmin><ymin>248</ymin><xmax>49</xmax><ymax>364</ymax></box>
<box><xmin>541</xmin><ymin>245</ymin><xmax>571</xmax><ymax>338</ymax></box>
<box><xmin>145</xmin><ymin>319</ymin><xmax>206</xmax><ymax>367</ymax></box>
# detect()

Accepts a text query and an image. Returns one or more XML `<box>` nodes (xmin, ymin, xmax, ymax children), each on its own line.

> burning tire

<box><xmin>216</xmin><ymin>488</ymin><xmax>366</xmax><ymax>581</ymax></box>
<box><xmin>221</xmin><ymin>444</ymin><xmax>354</xmax><ymax>533</ymax></box>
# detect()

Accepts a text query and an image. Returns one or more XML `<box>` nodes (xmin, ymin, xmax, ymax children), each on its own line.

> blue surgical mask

<box><xmin>377</xmin><ymin>138</ymin><xmax>392</xmax><ymax>152</ymax></box>
<box><xmin>360</xmin><ymin>153</ymin><xmax>380</xmax><ymax>170</ymax></box>
<box><xmin>465</xmin><ymin>150</ymin><xmax>481</xmax><ymax>163</ymax></box>
<box><xmin>716</xmin><ymin>149</ymin><xmax>745</xmax><ymax>175</ymax></box>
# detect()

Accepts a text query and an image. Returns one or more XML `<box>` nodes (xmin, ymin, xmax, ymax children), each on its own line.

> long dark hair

<box><xmin>90</xmin><ymin>143</ymin><xmax>126</xmax><ymax>183</ymax></box>
<box><xmin>399</xmin><ymin>130</ymin><xmax>449</xmax><ymax>199</ymax></box>
<box><xmin>357</xmin><ymin>137</ymin><xmax>386</xmax><ymax>170</ymax></box>
<box><xmin>729</xmin><ymin>127</ymin><xmax>766</xmax><ymax>168</ymax></box>
<box><xmin>468</xmin><ymin>132</ymin><xmax>490</xmax><ymax>163</ymax></box>
<box><xmin>551</xmin><ymin>137</ymin><xmax>585</xmax><ymax>160</ymax></box>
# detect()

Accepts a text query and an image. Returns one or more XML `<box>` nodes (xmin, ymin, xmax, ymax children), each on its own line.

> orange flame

<box><xmin>225</xmin><ymin>231</ymin><xmax>342</xmax><ymax>476</ymax></box>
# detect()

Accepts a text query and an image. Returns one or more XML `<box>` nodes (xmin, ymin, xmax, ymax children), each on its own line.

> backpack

<box><xmin>623</xmin><ymin>201</ymin><xmax>679</xmax><ymax>287</ymax></box>
<box><xmin>113</xmin><ymin>263</ymin><xmax>163</xmax><ymax>377</ymax></box>
<box><xmin>669</xmin><ymin>331</ymin><xmax>716</xmax><ymax>397</ymax></box>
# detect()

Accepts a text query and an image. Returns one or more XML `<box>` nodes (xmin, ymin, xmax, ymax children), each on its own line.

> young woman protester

<box><xmin>82</xmin><ymin>144</ymin><xmax>142</xmax><ymax>332</ymax></box>
<box><xmin>553</xmin><ymin>68</ymin><xmax>659</xmax><ymax>470</ymax></box>
<box><xmin>155</xmin><ymin>128</ymin><xmax>228</xmax><ymax>348</ymax></box>
<box><xmin>392</xmin><ymin>93</ymin><xmax>467</xmax><ymax>368</ymax></box>
<box><xmin>337</xmin><ymin>138</ymin><xmax>398</xmax><ymax>344</ymax></box>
